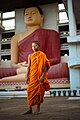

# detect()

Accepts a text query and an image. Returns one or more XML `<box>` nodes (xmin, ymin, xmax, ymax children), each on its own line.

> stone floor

<box><xmin>0</xmin><ymin>96</ymin><xmax>80</xmax><ymax>120</ymax></box>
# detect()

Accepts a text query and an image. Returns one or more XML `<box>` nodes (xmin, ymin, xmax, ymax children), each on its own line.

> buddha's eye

<box><xmin>25</xmin><ymin>13</ymin><xmax>28</xmax><ymax>16</ymax></box>
<box><xmin>32</xmin><ymin>12</ymin><xmax>36</xmax><ymax>15</ymax></box>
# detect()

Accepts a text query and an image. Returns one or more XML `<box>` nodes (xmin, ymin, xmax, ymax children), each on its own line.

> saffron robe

<box><xmin>0</xmin><ymin>28</ymin><xmax>60</xmax><ymax>78</ymax></box>
<box><xmin>27</xmin><ymin>50</ymin><xmax>50</xmax><ymax>108</ymax></box>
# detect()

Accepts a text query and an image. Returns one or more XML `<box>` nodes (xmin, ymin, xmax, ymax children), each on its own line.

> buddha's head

<box><xmin>24</xmin><ymin>6</ymin><xmax>44</xmax><ymax>27</ymax></box>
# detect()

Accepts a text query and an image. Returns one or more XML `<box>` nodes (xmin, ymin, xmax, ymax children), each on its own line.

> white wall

<box><xmin>15</xmin><ymin>8</ymin><xmax>26</xmax><ymax>34</ymax></box>
<box><xmin>41</xmin><ymin>3</ymin><xmax>58</xmax><ymax>31</ymax></box>
<box><xmin>15</xmin><ymin>3</ymin><xmax>58</xmax><ymax>34</ymax></box>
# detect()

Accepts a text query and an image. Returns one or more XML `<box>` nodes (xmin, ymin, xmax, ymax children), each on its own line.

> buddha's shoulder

<box><xmin>39</xmin><ymin>28</ymin><xmax>58</xmax><ymax>34</ymax></box>
<box><xmin>11</xmin><ymin>31</ymin><xmax>28</xmax><ymax>42</ymax></box>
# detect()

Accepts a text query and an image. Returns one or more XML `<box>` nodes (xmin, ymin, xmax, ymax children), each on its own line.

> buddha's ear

<box><xmin>40</xmin><ymin>15</ymin><xmax>44</xmax><ymax>27</ymax></box>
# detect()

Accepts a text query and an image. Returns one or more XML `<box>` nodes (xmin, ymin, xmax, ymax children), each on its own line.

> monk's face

<box><xmin>24</xmin><ymin>7</ymin><xmax>44</xmax><ymax>27</ymax></box>
<box><xmin>32</xmin><ymin>43</ymin><xmax>39</xmax><ymax>52</ymax></box>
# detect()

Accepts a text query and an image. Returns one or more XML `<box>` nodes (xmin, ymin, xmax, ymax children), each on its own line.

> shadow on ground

<box><xmin>0</xmin><ymin>97</ymin><xmax>80</xmax><ymax>120</ymax></box>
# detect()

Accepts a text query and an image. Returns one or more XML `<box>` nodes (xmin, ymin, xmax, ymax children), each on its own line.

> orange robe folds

<box><xmin>27</xmin><ymin>51</ymin><xmax>50</xmax><ymax>108</ymax></box>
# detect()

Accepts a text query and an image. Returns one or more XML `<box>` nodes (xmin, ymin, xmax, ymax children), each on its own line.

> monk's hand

<box><xmin>25</xmin><ymin>75</ymin><xmax>29</xmax><ymax>84</ymax></box>
<box><xmin>40</xmin><ymin>76</ymin><xmax>44</xmax><ymax>83</ymax></box>
<box><xmin>26</xmin><ymin>78</ymin><xmax>30</xmax><ymax>84</ymax></box>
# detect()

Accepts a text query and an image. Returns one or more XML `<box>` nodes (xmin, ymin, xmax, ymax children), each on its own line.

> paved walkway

<box><xmin>0</xmin><ymin>97</ymin><xmax>80</xmax><ymax>120</ymax></box>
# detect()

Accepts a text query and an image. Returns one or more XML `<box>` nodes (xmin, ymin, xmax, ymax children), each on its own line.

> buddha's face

<box><xmin>24</xmin><ymin>7</ymin><xmax>44</xmax><ymax>27</ymax></box>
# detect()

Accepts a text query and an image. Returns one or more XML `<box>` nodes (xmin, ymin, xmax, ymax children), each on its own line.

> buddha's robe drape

<box><xmin>18</xmin><ymin>28</ymin><xmax>60</xmax><ymax>64</ymax></box>
<box><xmin>0</xmin><ymin>28</ymin><xmax>60</xmax><ymax>79</ymax></box>
<box><xmin>27</xmin><ymin>50</ymin><xmax>50</xmax><ymax>108</ymax></box>
<box><xmin>0</xmin><ymin>68</ymin><xmax>17</xmax><ymax>79</ymax></box>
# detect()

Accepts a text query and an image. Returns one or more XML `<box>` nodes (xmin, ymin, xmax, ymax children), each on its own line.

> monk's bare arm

<box><xmin>40</xmin><ymin>55</ymin><xmax>50</xmax><ymax>82</ymax></box>
<box><xmin>26</xmin><ymin>54</ymin><xmax>31</xmax><ymax>83</ymax></box>
<box><xmin>40</xmin><ymin>66</ymin><xmax>49</xmax><ymax>82</ymax></box>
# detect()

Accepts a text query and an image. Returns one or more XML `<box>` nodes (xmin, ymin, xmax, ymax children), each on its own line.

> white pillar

<box><xmin>68</xmin><ymin>0</ymin><xmax>76</xmax><ymax>36</ymax></box>
<box><xmin>67</xmin><ymin>0</ymin><xmax>80</xmax><ymax>90</ymax></box>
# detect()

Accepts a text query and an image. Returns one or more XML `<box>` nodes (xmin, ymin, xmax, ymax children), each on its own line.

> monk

<box><xmin>24</xmin><ymin>40</ymin><xmax>50</xmax><ymax>114</ymax></box>
<box><xmin>0</xmin><ymin>6</ymin><xmax>60</xmax><ymax>82</ymax></box>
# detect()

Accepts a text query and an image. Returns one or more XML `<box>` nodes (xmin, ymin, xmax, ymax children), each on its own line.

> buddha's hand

<box><xmin>18</xmin><ymin>61</ymin><xmax>28</xmax><ymax>67</ymax></box>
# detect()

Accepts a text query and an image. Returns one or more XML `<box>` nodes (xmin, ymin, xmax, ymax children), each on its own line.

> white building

<box><xmin>0</xmin><ymin>0</ymin><xmax>80</xmax><ymax>96</ymax></box>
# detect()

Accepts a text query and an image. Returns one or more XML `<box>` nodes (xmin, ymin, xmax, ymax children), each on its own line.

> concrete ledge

<box><xmin>68</xmin><ymin>57</ymin><xmax>80</xmax><ymax>68</ymax></box>
<box><xmin>68</xmin><ymin>97</ymin><xmax>80</xmax><ymax>100</ymax></box>
<box><xmin>67</xmin><ymin>35</ymin><xmax>80</xmax><ymax>43</ymax></box>
<box><xmin>0</xmin><ymin>89</ymin><xmax>80</xmax><ymax>99</ymax></box>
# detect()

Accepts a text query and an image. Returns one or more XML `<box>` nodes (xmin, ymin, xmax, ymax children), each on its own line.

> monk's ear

<box><xmin>40</xmin><ymin>15</ymin><xmax>44</xmax><ymax>27</ymax></box>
